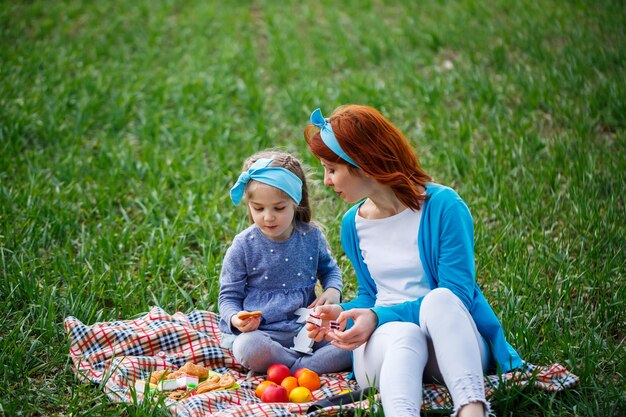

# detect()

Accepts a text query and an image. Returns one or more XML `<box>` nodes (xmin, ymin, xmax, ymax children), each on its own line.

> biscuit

<box><xmin>168</xmin><ymin>370</ymin><xmax>185</xmax><ymax>379</ymax></box>
<box><xmin>195</xmin><ymin>373</ymin><xmax>236</xmax><ymax>394</ymax></box>
<box><xmin>178</xmin><ymin>361</ymin><xmax>209</xmax><ymax>379</ymax></box>
<box><xmin>218</xmin><ymin>373</ymin><xmax>236</xmax><ymax>389</ymax></box>
<box><xmin>195</xmin><ymin>374</ymin><xmax>220</xmax><ymax>394</ymax></box>
<box><xmin>149</xmin><ymin>369</ymin><xmax>169</xmax><ymax>385</ymax></box>
<box><xmin>237</xmin><ymin>311</ymin><xmax>262</xmax><ymax>320</ymax></box>
<box><xmin>168</xmin><ymin>389</ymin><xmax>189</xmax><ymax>400</ymax></box>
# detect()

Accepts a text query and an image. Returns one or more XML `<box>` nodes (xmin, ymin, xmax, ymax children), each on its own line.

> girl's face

<box><xmin>247</xmin><ymin>182</ymin><xmax>296</xmax><ymax>242</ymax></box>
<box><xmin>320</xmin><ymin>159</ymin><xmax>373</xmax><ymax>204</ymax></box>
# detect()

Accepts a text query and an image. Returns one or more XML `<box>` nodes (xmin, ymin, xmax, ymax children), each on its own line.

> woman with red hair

<box><xmin>304</xmin><ymin>105</ymin><xmax>522</xmax><ymax>417</ymax></box>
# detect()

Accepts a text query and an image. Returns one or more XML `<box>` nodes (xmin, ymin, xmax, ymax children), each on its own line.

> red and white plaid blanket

<box><xmin>64</xmin><ymin>307</ymin><xmax>579</xmax><ymax>416</ymax></box>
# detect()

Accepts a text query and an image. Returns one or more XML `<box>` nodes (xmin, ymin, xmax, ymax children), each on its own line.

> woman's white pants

<box><xmin>352</xmin><ymin>288</ymin><xmax>491</xmax><ymax>417</ymax></box>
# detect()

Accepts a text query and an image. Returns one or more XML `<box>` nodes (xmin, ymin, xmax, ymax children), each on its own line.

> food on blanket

<box><xmin>289</xmin><ymin>386</ymin><xmax>312</xmax><ymax>403</ymax></box>
<box><xmin>195</xmin><ymin>373</ymin><xmax>221</xmax><ymax>394</ymax></box>
<box><xmin>339</xmin><ymin>389</ymin><xmax>353</xmax><ymax>394</ymax></box>
<box><xmin>280</xmin><ymin>376</ymin><xmax>299</xmax><ymax>395</ymax></box>
<box><xmin>150</xmin><ymin>368</ymin><xmax>203</xmax><ymax>391</ymax></box>
<box><xmin>150</xmin><ymin>369</ymin><xmax>185</xmax><ymax>391</ymax></box>
<box><xmin>195</xmin><ymin>372</ymin><xmax>235</xmax><ymax>394</ymax></box>
<box><xmin>158</xmin><ymin>378</ymin><xmax>180</xmax><ymax>391</ymax></box>
<box><xmin>168</xmin><ymin>389</ymin><xmax>190</xmax><ymax>401</ymax></box>
<box><xmin>218</xmin><ymin>373</ymin><xmax>236</xmax><ymax>388</ymax></box>
<box><xmin>134</xmin><ymin>380</ymin><xmax>158</xmax><ymax>395</ymax></box>
<box><xmin>179</xmin><ymin>361</ymin><xmax>209</xmax><ymax>379</ymax></box>
<box><xmin>267</xmin><ymin>363</ymin><xmax>291</xmax><ymax>384</ymax></box>
<box><xmin>195</xmin><ymin>381</ymin><xmax>218</xmax><ymax>394</ymax></box>
<box><xmin>256</xmin><ymin>367</ymin><xmax>321</xmax><ymax>403</ymax></box>
<box><xmin>255</xmin><ymin>380</ymin><xmax>277</xmax><ymax>398</ymax></box>
<box><xmin>168</xmin><ymin>370</ymin><xmax>185</xmax><ymax>380</ymax></box>
<box><xmin>297</xmin><ymin>369</ymin><xmax>321</xmax><ymax>391</ymax></box>
<box><xmin>292</xmin><ymin>367</ymin><xmax>310</xmax><ymax>379</ymax></box>
<box><xmin>261</xmin><ymin>384</ymin><xmax>289</xmax><ymax>403</ymax></box>
<box><xmin>236</xmin><ymin>310</ymin><xmax>263</xmax><ymax>320</ymax></box>
<box><xmin>150</xmin><ymin>369</ymin><xmax>170</xmax><ymax>384</ymax></box>
<box><xmin>176</xmin><ymin>374</ymin><xmax>199</xmax><ymax>390</ymax></box>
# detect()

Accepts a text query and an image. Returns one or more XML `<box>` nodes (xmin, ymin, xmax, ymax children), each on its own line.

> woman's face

<box><xmin>320</xmin><ymin>159</ymin><xmax>373</xmax><ymax>204</ymax></box>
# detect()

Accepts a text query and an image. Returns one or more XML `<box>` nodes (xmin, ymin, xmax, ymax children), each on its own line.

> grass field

<box><xmin>1</xmin><ymin>0</ymin><xmax>624</xmax><ymax>416</ymax></box>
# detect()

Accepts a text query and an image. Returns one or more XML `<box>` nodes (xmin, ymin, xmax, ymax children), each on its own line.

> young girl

<box><xmin>304</xmin><ymin>106</ymin><xmax>523</xmax><ymax>417</ymax></box>
<box><xmin>218</xmin><ymin>150</ymin><xmax>352</xmax><ymax>375</ymax></box>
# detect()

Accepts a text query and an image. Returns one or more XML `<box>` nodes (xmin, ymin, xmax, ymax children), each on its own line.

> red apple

<box><xmin>266</xmin><ymin>363</ymin><xmax>291</xmax><ymax>384</ymax></box>
<box><xmin>292</xmin><ymin>367</ymin><xmax>310</xmax><ymax>379</ymax></box>
<box><xmin>261</xmin><ymin>383</ymin><xmax>289</xmax><ymax>403</ymax></box>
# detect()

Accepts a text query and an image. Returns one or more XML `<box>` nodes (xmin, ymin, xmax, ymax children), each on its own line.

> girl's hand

<box><xmin>308</xmin><ymin>287</ymin><xmax>341</xmax><ymax>307</ymax></box>
<box><xmin>231</xmin><ymin>312</ymin><xmax>261</xmax><ymax>333</ymax></box>
<box><xmin>328</xmin><ymin>308</ymin><xmax>378</xmax><ymax>351</ymax></box>
<box><xmin>305</xmin><ymin>304</ymin><xmax>343</xmax><ymax>342</ymax></box>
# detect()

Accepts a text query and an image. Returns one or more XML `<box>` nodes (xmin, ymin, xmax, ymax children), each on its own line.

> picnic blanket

<box><xmin>64</xmin><ymin>307</ymin><xmax>579</xmax><ymax>416</ymax></box>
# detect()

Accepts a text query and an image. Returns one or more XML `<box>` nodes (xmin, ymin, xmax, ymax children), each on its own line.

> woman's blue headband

<box><xmin>230</xmin><ymin>158</ymin><xmax>303</xmax><ymax>206</ymax></box>
<box><xmin>310</xmin><ymin>108</ymin><xmax>360</xmax><ymax>168</ymax></box>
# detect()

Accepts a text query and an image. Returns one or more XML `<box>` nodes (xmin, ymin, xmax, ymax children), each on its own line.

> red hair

<box><xmin>304</xmin><ymin>104</ymin><xmax>431</xmax><ymax>210</ymax></box>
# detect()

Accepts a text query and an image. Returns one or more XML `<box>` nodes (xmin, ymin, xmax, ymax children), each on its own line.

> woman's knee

<box><xmin>420</xmin><ymin>288</ymin><xmax>469</xmax><ymax>336</ymax></box>
<box><xmin>374</xmin><ymin>322</ymin><xmax>427</xmax><ymax>350</ymax></box>
<box><xmin>354</xmin><ymin>322</ymin><xmax>429</xmax><ymax>388</ymax></box>
<box><xmin>420</xmin><ymin>288</ymin><xmax>462</xmax><ymax>326</ymax></box>
<box><xmin>423</xmin><ymin>287</ymin><xmax>458</xmax><ymax>307</ymax></box>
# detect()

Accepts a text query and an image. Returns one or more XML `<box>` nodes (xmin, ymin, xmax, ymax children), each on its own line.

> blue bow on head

<box><xmin>310</xmin><ymin>108</ymin><xmax>360</xmax><ymax>168</ymax></box>
<box><xmin>230</xmin><ymin>158</ymin><xmax>303</xmax><ymax>205</ymax></box>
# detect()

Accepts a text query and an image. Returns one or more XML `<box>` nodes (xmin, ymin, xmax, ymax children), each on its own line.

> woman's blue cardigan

<box><xmin>339</xmin><ymin>183</ymin><xmax>523</xmax><ymax>373</ymax></box>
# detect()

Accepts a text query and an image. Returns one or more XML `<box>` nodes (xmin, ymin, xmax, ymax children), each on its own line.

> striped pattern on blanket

<box><xmin>64</xmin><ymin>307</ymin><xmax>579</xmax><ymax>416</ymax></box>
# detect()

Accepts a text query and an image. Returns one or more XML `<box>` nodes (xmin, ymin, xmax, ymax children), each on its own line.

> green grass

<box><xmin>1</xmin><ymin>0</ymin><xmax>624</xmax><ymax>415</ymax></box>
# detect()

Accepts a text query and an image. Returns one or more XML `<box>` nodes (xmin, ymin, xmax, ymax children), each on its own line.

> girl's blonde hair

<box><xmin>242</xmin><ymin>150</ymin><xmax>311</xmax><ymax>224</ymax></box>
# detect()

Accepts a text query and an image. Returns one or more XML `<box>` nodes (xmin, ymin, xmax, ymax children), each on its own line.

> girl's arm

<box><xmin>309</xmin><ymin>287</ymin><xmax>341</xmax><ymax>307</ymax></box>
<box><xmin>218</xmin><ymin>239</ymin><xmax>249</xmax><ymax>333</ymax></box>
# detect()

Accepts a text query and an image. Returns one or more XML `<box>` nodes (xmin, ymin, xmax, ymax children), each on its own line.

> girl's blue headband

<box><xmin>230</xmin><ymin>158</ymin><xmax>303</xmax><ymax>206</ymax></box>
<box><xmin>310</xmin><ymin>108</ymin><xmax>360</xmax><ymax>168</ymax></box>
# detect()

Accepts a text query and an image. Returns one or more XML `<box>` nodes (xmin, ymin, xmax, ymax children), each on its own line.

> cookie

<box><xmin>195</xmin><ymin>373</ymin><xmax>236</xmax><ymax>394</ymax></box>
<box><xmin>168</xmin><ymin>389</ymin><xmax>189</xmax><ymax>401</ymax></box>
<box><xmin>195</xmin><ymin>374</ymin><xmax>221</xmax><ymax>394</ymax></box>
<box><xmin>149</xmin><ymin>369</ymin><xmax>169</xmax><ymax>385</ymax></box>
<box><xmin>236</xmin><ymin>311</ymin><xmax>262</xmax><ymax>320</ymax></box>
<box><xmin>218</xmin><ymin>373</ymin><xmax>236</xmax><ymax>389</ymax></box>
<box><xmin>178</xmin><ymin>361</ymin><xmax>209</xmax><ymax>379</ymax></box>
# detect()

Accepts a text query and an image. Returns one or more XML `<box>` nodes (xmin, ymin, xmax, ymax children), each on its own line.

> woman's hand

<box><xmin>329</xmin><ymin>308</ymin><xmax>378</xmax><ymax>351</ymax></box>
<box><xmin>309</xmin><ymin>287</ymin><xmax>341</xmax><ymax>307</ymax></box>
<box><xmin>231</xmin><ymin>312</ymin><xmax>261</xmax><ymax>333</ymax></box>
<box><xmin>305</xmin><ymin>304</ymin><xmax>344</xmax><ymax>342</ymax></box>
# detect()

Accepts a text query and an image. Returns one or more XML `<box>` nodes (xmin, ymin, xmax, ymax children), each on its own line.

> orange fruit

<box><xmin>255</xmin><ymin>380</ymin><xmax>277</xmax><ymax>398</ymax></box>
<box><xmin>289</xmin><ymin>386</ymin><xmax>312</xmax><ymax>403</ymax></box>
<box><xmin>280</xmin><ymin>376</ymin><xmax>299</xmax><ymax>395</ymax></box>
<box><xmin>292</xmin><ymin>367</ymin><xmax>310</xmax><ymax>379</ymax></box>
<box><xmin>296</xmin><ymin>369</ymin><xmax>321</xmax><ymax>391</ymax></box>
